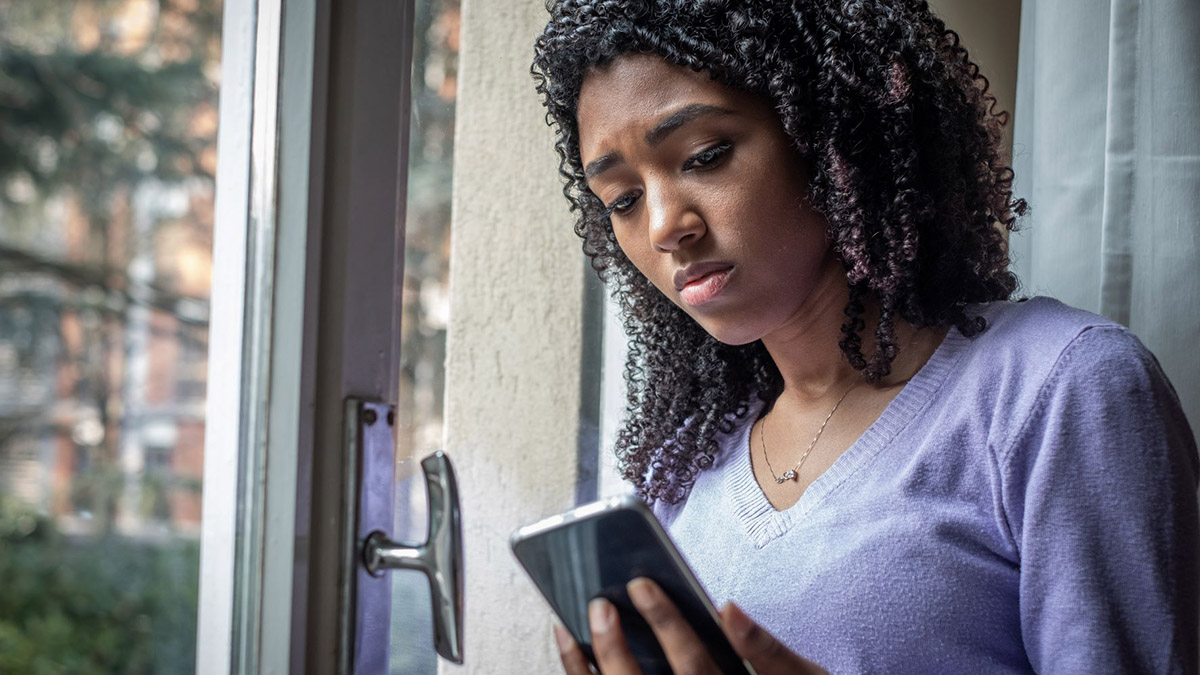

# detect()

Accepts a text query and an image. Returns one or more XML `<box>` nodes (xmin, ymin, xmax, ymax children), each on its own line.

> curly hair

<box><xmin>531</xmin><ymin>0</ymin><xmax>1025</xmax><ymax>504</ymax></box>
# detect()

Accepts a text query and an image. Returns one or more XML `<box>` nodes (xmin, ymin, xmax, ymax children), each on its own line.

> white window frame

<box><xmin>197</xmin><ymin>0</ymin><xmax>321</xmax><ymax>671</ymax></box>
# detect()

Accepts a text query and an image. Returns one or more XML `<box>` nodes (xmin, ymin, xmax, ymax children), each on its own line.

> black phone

<box><xmin>510</xmin><ymin>495</ymin><xmax>756</xmax><ymax>675</ymax></box>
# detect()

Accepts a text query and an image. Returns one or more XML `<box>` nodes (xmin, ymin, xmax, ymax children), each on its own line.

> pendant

<box><xmin>778</xmin><ymin>469</ymin><xmax>797</xmax><ymax>483</ymax></box>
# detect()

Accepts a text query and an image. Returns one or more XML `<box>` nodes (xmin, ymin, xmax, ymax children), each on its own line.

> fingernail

<box><xmin>627</xmin><ymin>578</ymin><xmax>656</xmax><ymax>607</ymax></box>
<box><xmin>552</xmin><ymin>623</ymin><xmax>573</xmax><ymax>652</ymax></box>
<box><xmin>723</xmin><ymin>603</ymin><xmax>753</xmax><ymax>640</ymax></box>
<box><xmin>589</xmin><ymin>598</ymin><xmax>614</xmax><ymax>632</ymax></box>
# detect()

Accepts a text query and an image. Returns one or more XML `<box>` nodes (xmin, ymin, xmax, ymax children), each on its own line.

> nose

<box><xmin>647</xmin><ymin>186</ymin><xmax>705</xmax><ymax>252</ymax></box>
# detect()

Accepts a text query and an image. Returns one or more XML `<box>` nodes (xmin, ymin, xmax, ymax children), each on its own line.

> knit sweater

<box><xmin>654</xmin><ymin>297</ymin><xmax>1199</xmax><ymax>674</ymax></box>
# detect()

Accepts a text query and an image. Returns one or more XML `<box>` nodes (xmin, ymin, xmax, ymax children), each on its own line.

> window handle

<box><xmin>339</xmin><ymin>398</ymin><xmax>464</xmax><ymax>673</ymax></box>
<box><xmin>363</xmin><ymin>451</ymin><xmax>464</xmax><ymax>664</ymax></box>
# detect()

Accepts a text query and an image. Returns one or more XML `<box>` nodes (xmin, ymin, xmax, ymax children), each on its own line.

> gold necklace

<box><xmin>760</xmin><ymin>382</ymin><xmax>857</xmax><ymax>485</ymax></box>
<box><xmin>761</xmin><ymin>329</ymin><xmax>921</xmax><ymax>485</ymax></box>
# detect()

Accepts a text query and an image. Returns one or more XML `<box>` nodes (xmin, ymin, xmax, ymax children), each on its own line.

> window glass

<box><xmin>391</xmin><ymin>0</ymin><xmax>458</xmax><ymax>672</ymax></box>
<box><xmin>0</xmin><ymin>1</ymin><xmax>221</xmax><ymax>671</ymax></box>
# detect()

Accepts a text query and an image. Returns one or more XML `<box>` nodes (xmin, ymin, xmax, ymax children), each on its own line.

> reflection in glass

<box><xmin>0</xmin><ymin>0</ymin><xmax>221</xmax><ymax>671</ymax></box>
<box><xmin>391</xmin><ymin>0</ymin><xmax>458</xmax><ymax>672</ymax></box>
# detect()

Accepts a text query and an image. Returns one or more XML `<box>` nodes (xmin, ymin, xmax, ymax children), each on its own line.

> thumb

<box><xmin>720</xmin><ymin>603</ymin><xmax>828</xmax><ymax>675</ymax></box>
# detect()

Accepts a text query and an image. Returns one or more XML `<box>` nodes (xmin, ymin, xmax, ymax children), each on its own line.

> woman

<box><xmin>531</xmin><ymin>1</ymin><xmax>1199</xmax><ymax>673</ymax></box>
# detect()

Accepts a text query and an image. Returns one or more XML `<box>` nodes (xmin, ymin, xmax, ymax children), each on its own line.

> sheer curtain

<box><xmin>1010</xmin><ymin>0</ymin><xmax>1200</xmax><ymax>437</ymax></box>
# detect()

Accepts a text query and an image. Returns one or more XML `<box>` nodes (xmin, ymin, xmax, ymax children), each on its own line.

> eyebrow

<box><xmin>583</xmin><ymin>103</ymin><xmax>735</xmax><ymax>180</ymax></box>
<box><xmin>584</xmin><ymin>152</ymin><xmax>623</xmax><ymax>180</ymax></box>
<box><xmin>645</xmin><ymin>103</ymin><xmax>734</xmax><ymax>147</ymax></box>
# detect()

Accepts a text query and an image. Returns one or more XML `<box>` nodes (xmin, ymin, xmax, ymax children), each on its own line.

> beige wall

<box><xmin>931</xmin><ymin>0</ymin><xmax>1023</xmax><ymax>151</ymax></box>
<box><xmin>441</xmin><ymin>1</ymin><xmax>586</xmax><ymax>673</ymax></box>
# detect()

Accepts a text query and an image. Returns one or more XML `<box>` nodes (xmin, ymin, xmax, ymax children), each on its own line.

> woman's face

<box><xmin>576</xmin><ymin>54</ymin><xmax>843</xmax><ymax>346</ymax></box>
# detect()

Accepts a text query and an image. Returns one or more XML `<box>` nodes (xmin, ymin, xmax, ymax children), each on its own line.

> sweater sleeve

<box><xmin>998</xmin><ymin>325</ymin><xmax>1200</xmax><ymax>674</ymax></box>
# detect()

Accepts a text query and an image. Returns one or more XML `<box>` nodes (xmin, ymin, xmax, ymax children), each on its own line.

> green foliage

<box><xmin>0</xmin><ymin>498</ymin><xmax>199</xmax><ymax>674</ymax></box>
<box><xmin>0</xmin><ymin>0</ymin><xmax>222</xmax><ymax>212</ymax></box>
<box><xmin>0</xmin><ymin>49</ymin><xmax>212</xmax><ymax>194</ymax></box>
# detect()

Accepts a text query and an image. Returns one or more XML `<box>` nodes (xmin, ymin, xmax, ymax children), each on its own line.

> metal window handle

<box><xmin>362</xmin><ymin>451</ymin><xmax>464</xmax><ymax>665</ymax></box>
<box><xmin>339</xmin><ymin>399</ymin><xmax>464</xmax><ymax>673</ymax></box>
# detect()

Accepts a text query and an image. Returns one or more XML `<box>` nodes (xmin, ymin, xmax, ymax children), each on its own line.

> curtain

<box><xmin>1010</xmin><ymin>0</ymin><xmax>1200</xmax><ymax>438</ymax></box>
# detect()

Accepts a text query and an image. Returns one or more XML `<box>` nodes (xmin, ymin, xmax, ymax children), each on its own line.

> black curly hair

<box><xmin>531</xmin><ymin>0</ymin><xmax>1025</xmax><ymax>504</ymax></box>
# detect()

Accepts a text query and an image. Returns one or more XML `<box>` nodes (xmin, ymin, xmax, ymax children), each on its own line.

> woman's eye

<box><xmin>604</xmin><ymin>190</ymin><xmax>642</xmax><ymax>217</ymax></box>
<box><xmin>682</xmin><ymin>142</ymin><xmax>732</xmax><ymax>171</ymax></box>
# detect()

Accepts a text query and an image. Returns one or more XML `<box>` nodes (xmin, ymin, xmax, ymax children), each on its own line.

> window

<box><xmin>0</xmin><ymin>1</ymin><xmax>222</xmax><ymax>670</ymax></box>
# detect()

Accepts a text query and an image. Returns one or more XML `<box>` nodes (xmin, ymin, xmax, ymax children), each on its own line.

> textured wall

<box><xmin>930</xmin><ymin>0</ymin><xmax>1022</xmax><ymax>150</ymax></box>
<box><xmin>441</xmin><ymin>1</ymin><xmax>584</xmax><ymax>673</ymax></box>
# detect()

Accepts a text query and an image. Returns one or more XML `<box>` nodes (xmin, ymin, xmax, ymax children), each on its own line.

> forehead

<box><xmin>576</xmin><ymin>55</ymin><xmax>744</xmax><ymax>158</ymax></box>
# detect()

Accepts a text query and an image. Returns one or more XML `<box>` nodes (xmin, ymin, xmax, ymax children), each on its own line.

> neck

<box><xmin>760</xmin><ymin>255</ymin><xmax>915</xmax><ymax>407</ymax></box>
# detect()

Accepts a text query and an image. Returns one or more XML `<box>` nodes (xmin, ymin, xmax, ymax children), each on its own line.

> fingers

<box><xmin>720</xmin><ymin>603</ymin><xmax>828</xmax><ymax>675</ymax></box>
<box><xmin>589</xmin><ymin>597</ymin><xmax>642</xmax><ymax>674</ymax></box>
<box><xmin>627</xmin><ymin>578</ymin><xmax>720</xmax><ymax>675</ymax></box>
<box><xmin>553</xmin><ymin>623</ymin><xmax>593</xmax><ymax>675</ymax></box>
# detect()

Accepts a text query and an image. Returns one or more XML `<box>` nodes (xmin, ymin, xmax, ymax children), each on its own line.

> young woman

<box><xmin>531</xmin><ymin>1</ymin><xmax>1199</xmax><ymax>673</ymax></box>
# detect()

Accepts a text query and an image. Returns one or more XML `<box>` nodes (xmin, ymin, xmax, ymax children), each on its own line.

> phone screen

<box><xmin>511</xmin><ymin>500</ymin><xmax>752</xmax><ymax>675</ymax></box>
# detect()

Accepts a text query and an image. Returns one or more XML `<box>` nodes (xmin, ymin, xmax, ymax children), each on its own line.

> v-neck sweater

<box><xmin>653</xmin><ymin>297</ymin><xmax>1199</xmax><ymax>674</ymax></box>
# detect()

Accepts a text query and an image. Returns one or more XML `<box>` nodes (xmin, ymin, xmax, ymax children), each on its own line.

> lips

<box><xmin>674</xmin><ymin>262</ymin><xmax>734</xmax><ymax>306</ymax></box>
<box><xmin>674</xmin><ymin>261</ymin><xmax>733</xmax><ymax>291</ymax></box>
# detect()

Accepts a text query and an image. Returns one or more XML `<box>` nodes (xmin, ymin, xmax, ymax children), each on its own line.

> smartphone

<box><xmin>510</xmin><ymin>494</ymin><xmax>756</xmax><ymax>675</ymax></box>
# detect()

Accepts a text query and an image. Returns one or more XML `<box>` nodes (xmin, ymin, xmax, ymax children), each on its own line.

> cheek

<box><xmin>744</xmin><ymin>164</ymin><xmax>826</xmax><ymax>251</ymax></box>
<box><xmin>759</xmin><ymin>216</ymin><xmax>831</xmax><ymax>294</ymax></box>
<box><xmin>720</xmin><ymin>181</ymin><xmax>824</xmax><ymax>262</ymax></box>
<box><xmin>612</xmin><ymin>225</ymin><xmax>672</xmax><ymax>294</ymax></box>
<box><xmin>721</xmin><ymin>179</ymin><xmax>832</xmax><ymax>315</ymax></box>
<box><xmin>610</xmin><ymin>225</ymin><xmax>642</xmax><ymax>272</ymax></box>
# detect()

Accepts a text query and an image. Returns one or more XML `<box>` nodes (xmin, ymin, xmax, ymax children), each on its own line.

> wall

<box><xmin>931</xmin><ymin>0</ymin><xmax>1023</xmax><ymax>151</ymax></box>
<box><xmin>441</xmin><ymin>1</ymin><xmax>587</xmax><ymax>673</ymax></box>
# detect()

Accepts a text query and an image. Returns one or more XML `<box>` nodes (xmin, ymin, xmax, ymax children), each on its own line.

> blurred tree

<box><xmin>0</xmin><ymin>496</ymin><xmax>199</xmax><ymax>674</ymax></box>
<box><xmin>0</xmin><ymin>0</ymin><xmax>221</xmax><ymax>208</ymax></box>
<box><xmin>0</xmin><ymin>0</ymin><xmax>220</xmax><ymax>527</ymax></box>
<box><xmin>0</xmin><ymin>1</ymin><xmax>220</xmax><ymax>672</ymax></box>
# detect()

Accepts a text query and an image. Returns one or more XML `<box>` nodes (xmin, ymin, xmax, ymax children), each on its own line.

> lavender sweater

<box><xmin>654</xmin><ymin>298</ymin><xmax>1199</xmax><ymax>674</ymax></box>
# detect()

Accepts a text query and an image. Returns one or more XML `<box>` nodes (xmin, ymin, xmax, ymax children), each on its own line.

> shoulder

<box><xmin>940</xmin><ymin>296</ymin><xmax>1121</xmax><ymax>405</ymax></box>
<box><xmin>964</xmin><ymin>298</ymin><xmax>1195</xmax><ymax>466</ymax></box>
<box><xmin>969</xmin><ymin>295</ymin><xmax>1124</xmax><ymax>358</ymax></box>
<box><xmin>939</xmin><ymin>296</ymin><xmax>1191</xmax><ymax>458</ymax></box>
<box><xmin>987</xmin><ymin>297</ymin><xmax>1156</xmax><ymax>392</ymax></box>
<box><xmin>956</xmin><ymin>296</ymin><xmax>1136</xmax><ymax>389</ymax></box>
<box><xmin>975</xmin><ymin>296</ymin><xmax>1167</xmax><ymax>402</ymax></box>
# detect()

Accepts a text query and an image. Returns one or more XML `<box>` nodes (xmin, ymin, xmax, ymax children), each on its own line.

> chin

<box><xmin>696</xmin><ymin>320</ymin><xmax>763</xmax><ymax>347</ymax></box>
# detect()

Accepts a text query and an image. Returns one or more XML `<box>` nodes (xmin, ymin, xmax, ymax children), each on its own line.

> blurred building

<box><xmin>0</xmin><ymin>0</ymin><xmax>221</xmax><ymax>539</ymax></box>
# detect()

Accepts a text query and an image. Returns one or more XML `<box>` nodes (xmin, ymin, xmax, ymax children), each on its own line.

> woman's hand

<box><xmin>553</xmin><ymin>578</ymin><xmax>827</xmax><ymax>674</ymax></box>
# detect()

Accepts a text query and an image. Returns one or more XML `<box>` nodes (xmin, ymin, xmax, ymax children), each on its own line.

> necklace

<box><xmin>760</xmin><ymin>328</ymin><xmax>922</xmax><ymax>485</ymax></box>
<box><xmin>760</xmin><ymin>382</ymin><xmax>857</xmax><ymax>485</ymax></box>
